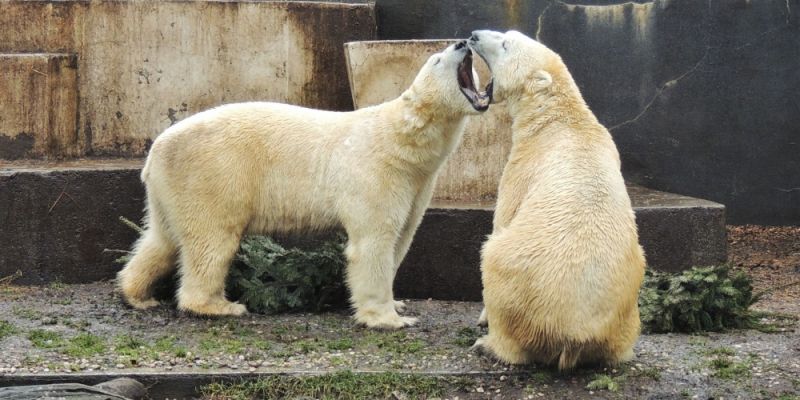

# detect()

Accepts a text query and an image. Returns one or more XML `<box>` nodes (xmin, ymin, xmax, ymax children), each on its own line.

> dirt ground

<box><xmin>0</xmin><ymin>225</ymin><xmax>798</xmax><ymax>399</ymax></box>
<box><xmin>729</xmin><ymin>225</ymin><xmax>800</xmax><ymax>316</ymax></box>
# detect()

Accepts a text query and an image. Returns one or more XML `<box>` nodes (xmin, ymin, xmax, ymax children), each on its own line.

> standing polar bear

<box><xmin>468</xmin><ymin>30</ymin><xmax>645</xmax><ymax>369</ymax></box>
<box><xmin>117</xmin><ymin>41</ymin><xmax>492</xmax><ymax>329</ymax></box>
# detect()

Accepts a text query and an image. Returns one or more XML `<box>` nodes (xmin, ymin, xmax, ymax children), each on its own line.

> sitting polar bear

<box><xmin>468</xmin><ymin>30</ymin><xmax>645</xmax><ymax>369</ymax></box>
<box><xmin>118</xmin><ymin>41</ymin><xmax>492</xmax><ymax>329</ymax></box>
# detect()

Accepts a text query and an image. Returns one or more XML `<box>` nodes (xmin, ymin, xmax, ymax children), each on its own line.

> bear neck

<box><xmin>509</xmin><ymin>65</ymin><xmax>597</xmax><ymax>139</ymax></box>
<box><xmin>379</xmin><ymin>94</ymin><xmax>468</xmax><ymax>168</ymax></box>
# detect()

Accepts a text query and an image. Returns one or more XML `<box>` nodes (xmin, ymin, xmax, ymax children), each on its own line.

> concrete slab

<box><xmin>0</xmin><ymin>1</ymin><xmax>376</xmax><ymax>158</ymax></box>
<box><xmin>0</xmin><ymin>53</ymin><xmax>80</xmax><ymax>159</ymax></box>
<box><xmin>0</xmin><ymin>160</ymin><xmax>726</xmax><ymax>298</ymax></box>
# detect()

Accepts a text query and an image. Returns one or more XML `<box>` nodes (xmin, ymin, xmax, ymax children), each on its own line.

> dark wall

<box><xmin>376</xmin><ymin>0</ymin><xmax>800</xmax><ymax>225</ymax></box>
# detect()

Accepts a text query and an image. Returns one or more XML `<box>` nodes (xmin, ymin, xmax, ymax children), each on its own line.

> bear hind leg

<box><xmin>472</xmin><ymin>332</ymin><xmax>531</xmax><ymax>365</ymax></box>
<box><xmin>117</xmin><ymin>207</ymin><xmax>178</xmax><ymax>310</ymax></box>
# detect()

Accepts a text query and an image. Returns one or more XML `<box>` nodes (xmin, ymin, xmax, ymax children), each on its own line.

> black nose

<box><xmin>455</xmin><ymin>40</ymin><xmax>466</xmax><ymax>50</ymax></box>
<box><xmin>470</xmin><ymin>31</ymin><xmax>480</xmax><ymax>42</ymax></box>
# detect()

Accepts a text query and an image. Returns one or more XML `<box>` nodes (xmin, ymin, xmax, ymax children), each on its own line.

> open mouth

<box><xmin>457</xmin><ymin>49</ymin><xmax>493</xmax><ymax>112</ymax></box>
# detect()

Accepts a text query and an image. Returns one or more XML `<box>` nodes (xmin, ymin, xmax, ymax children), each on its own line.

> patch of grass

<box><xmin>777</xmin><ymin>394</ymin><xmax>800</xmax><ymax>400</ymax></box>
<box><xmin>48</xmin><ymin>279</ymin><xmax>66</xmax><ymax>290</ymax></box>
<box><xmin>631</xmin><ymin>366</ymin><xmax>662</xmax><ymax>381</ymax></box>
<box><xmin>529</xmin><ymin>370</ymin><xmax>554</xmax><ymax>384</ymax></box>
<box><xmin>200</xmin><ymin>326</ymin><xmax>248</xmax><ymax>355</ymax></box>
<box><xmin>270</xmin><ymin>326</ymin><xmax>289</xmax><ymax>336</ymax></box>
<box><xmin>329</xmin><ymin>356</ymin><xmax>350</xmax><ymax>367</ymax></box>
<box><xmin>324</xmin><ymin>337</ymin><xmax>353</xmax><ymax>351</ymax></box>
<box><xmin>704</xmin><ymin>346</ymin><xmax>736</xmax><ymax>357</ymax></box>
<box><xmin>154</xmin><ymin>335</ymin><xmax>189</xmax><ymax>358</ymax></box>
<box><xmin>295</xmin><ymin>339</ymin><xmax>320</xmax><ymax>354</ymax></box>
<box><xmin>708</xmin><ymin>355</ymin><xmax>753</xmax><ymax>380</ymax></box>
<box><xmin>687</xmin><ymin>335</ymin><xmax>709</xmax><ymax>346</ymax></box>
<box><xmin>367</xmin><ymin>332</ymin><xmax>425</xmax><ymax>354</ymax></box>
<box><xmin>64</xmin><ymin>333</ymin><xmax>106</xmax><ymax>357</ymax></box>
<box><xmin>680</xmin><ymin>388</ymin><xmax>690</xmax><ymax>397</ymax></box>
<box><xmin>250</xmin><ymin>339</ymin><xmax>272</xmax><ymax>352</ymax></box>
<box><xmin>586</xmin><ymin>374</ymin><xmax>621</xmax><ymax>392</ymax></box>
<box><xmin>28</xmin><ymin>329</ymin><xmax>64</xmax><ymax>348</ymax></box>
<box><xmin>200</xmin><ymin>371</ymin><xmax>446</xmax><ymax>400</ymax></box>
<box><xmin>13</xmin><ymin>306</ymin><xmax>43</xmax><ymax>320</ymax></box>
<box><xmin>200</xmin><ymin>337</ymin><xmax>245</xmax><ymax>355</ymax></box>
<box><xmin>113</xmin><ymin>334</ymin><xmax>148</xmax><ymax>364</ymax></box>
<box><xmin>452</xmin><ymin>327</ymin><xmax>480</xmax><ymax>347</ymax></box>
<box><xmin>0</xmin><ymin>320</ymin><xmax>18</xmax><ymax>340</ymax></box>
<box><xmin>750</xmin><ymin>311</ymin><xmax>798</xmax><ymax>333</ymax></box>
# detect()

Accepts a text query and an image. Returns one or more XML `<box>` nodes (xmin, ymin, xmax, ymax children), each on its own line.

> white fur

<box><xmin>469</xmin><ymin>30</ymin><xmax>646</xmax><ymax>369</ymax></box>
<box><xmin>117</xmin><ymin>42</ymin><xmax>483</xmax><ymax>329</ymax></box>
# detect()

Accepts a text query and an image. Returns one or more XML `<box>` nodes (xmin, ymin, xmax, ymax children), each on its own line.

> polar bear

<box><xmin>467</xmin><ymin>30</ymin><xmax>645</xmax><ymax>369</ymax></box>
<box><xmin>117</xmin><ymin>41</ymin><xmax>492</xmax><ymax>329</ymax></box>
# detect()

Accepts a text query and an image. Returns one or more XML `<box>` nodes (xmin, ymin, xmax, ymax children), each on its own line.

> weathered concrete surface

<box><xmin>0</xmin><ymin>162</ymin><xmax>725</xmax><ymax>297</ymax></box>
<box><xmin>0</xmin><ymin>53</ymin><xmax>79</xmax><ymax>159</ymax></box>
<box><xmin>0</xmin><ymin>1</ymin><xmax>376</xmax><ymax>157</ymax></box>
<box><xmin>374</xmin><ymin>0</ymin><xmax>800</xmax><ymax>225</ymax></box>
<box><xmin>0</xmin><ymin>160</ymin><xmax>145</xmax><ymax>284</ymax></box>
<box><xmin>345</xmin><ymin>40</ymin><xmax>512</xmax><ymax>202</ymax></box>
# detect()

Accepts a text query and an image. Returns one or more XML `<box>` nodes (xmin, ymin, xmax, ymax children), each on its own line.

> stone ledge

<box><xmin>0</xmin><ymin>159</ymin><xmax>726</xmax><ymax>300</ymax></box>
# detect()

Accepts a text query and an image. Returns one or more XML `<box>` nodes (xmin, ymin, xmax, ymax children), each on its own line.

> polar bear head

<box><xmin>467</xmin><ymin>30</ymin><xmax>564</xmax><ymax>105</ymax></box>
<box><xmin>404</xmin><ymin>40</ymin><xmax>493</xmax><ymax>116</ymax></box>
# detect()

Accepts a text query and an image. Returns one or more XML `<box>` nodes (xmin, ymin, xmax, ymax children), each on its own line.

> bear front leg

<box><xmin>176</xmin><ymin>231</ymin><xmax>247</xmax><ymax>317</ymax></box>
<box><xmin>391</xmin><ymin>177</ymin><xmax>436</xmax><ymax>314</ymax></box>
<box><xmin>345</xmin><ymin>232</ymin><xmax>417</xmax><ymax>329</ymax></box>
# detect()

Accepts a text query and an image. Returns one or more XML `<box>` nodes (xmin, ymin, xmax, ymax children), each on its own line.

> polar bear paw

<box><xmin>179</xmin><ymin>298</ymin><xmax>248</xmax><ymax>317</ymax></box>
<box><xmin>125</xmin><ymin>297</ymin><xmax>161</xmax><ymax>310</ymax></box>
<box><xmin>477</xmin><ymin>306</ymin><xmax>488</xmax><ymax>327</ymax></box>
<box><xmin>393</xmin><ymin>300</ymin><xmax>407</xmax><ymax>313</ymax></box>
<box><xmin>355</xmin><ymin>307</ymin><xmax>417</xmax><ymax>330</ymax></box>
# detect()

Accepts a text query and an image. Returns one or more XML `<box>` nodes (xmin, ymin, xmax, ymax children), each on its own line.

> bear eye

<box><xmin>433</xmin><ymin>57</ymin><xmax>441</xmax><ymax>66</ymax></box>
<box><xmin>502</xmin><ymin>40</ymin><xmax>508</xmax><ymax>50</ymax></box>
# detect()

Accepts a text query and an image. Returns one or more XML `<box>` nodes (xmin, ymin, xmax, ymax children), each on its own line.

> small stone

<box><xmin>115</xmin><ymin>363</ymin><xmax>125</xmax><ymax>369</ymax></box>
<box><xmin>249</xmin><ymin>367</ymin><xmax>256</xmax><ymax>372</ymax></box>
<box><xmin>500</xmin><ymin>375</ymin><xmax>507</xmax><ymax>381</ymax></box>
<box><xmin>476</xmin><ymin>387</ymin><xmax>484</xmax><ymax>393</ymax></box>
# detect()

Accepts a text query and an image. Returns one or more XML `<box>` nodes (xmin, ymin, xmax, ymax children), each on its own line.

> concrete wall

<box><xmin>375</xmin><ymin>0</ymin><xmax>800</xmax><ymax>225</ymax></box>
<box><xmin>0</xmin><ymin>1</ymin><xmax>376</xmax><ymax>158</ymax></box>
<box><xmin>0</xmin><ymin>54</ymin><xmax>79</xmax><ymax>158</ymax></box>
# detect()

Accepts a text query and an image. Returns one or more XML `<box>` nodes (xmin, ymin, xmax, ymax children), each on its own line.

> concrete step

<box><xmin>0</xmin><ymin>159</ymin><xmax>726</xmax><ymax>300</ymax></box>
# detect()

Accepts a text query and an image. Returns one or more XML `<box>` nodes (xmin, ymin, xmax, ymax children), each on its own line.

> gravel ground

<box><xmin>0</xmin><ymin>225</ymin><xmax>798</xmax><ymax>399</ymax></box>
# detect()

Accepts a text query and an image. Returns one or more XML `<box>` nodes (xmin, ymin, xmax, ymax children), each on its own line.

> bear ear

<box><xmin>532</xmin><ymin>70</ymin><xmax>552</xmax><ymax>88</ymax></box>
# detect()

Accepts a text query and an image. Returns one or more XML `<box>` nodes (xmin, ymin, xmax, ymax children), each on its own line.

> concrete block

<box><xmin>0</xmin><ymin>53</ymin><xmax>80</xmax><ymax>159</ymax></box>
<box><xmin>0</xmin><ymin>162</ymin><xmax>726</xmax><ymax>302</ymax></box>
<box><xmin>0</xmin><ymin>1</ymin><xmax>376</xmax><ymax>157</ymax></box>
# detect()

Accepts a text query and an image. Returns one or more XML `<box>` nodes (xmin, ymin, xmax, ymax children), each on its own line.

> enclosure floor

<box><xmin>0</xmin><ymin>280</ymin><xmax>798</xmax><ymax>399</ymax></box>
